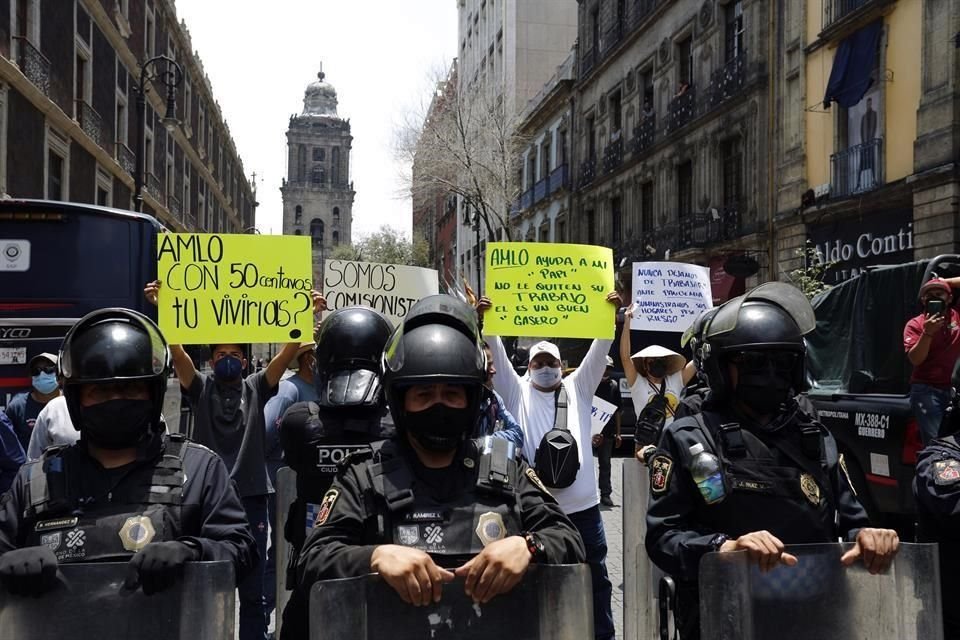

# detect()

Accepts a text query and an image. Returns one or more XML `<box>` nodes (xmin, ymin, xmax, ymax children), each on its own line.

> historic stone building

<box><xmin>569</xmin><ymin>0</ymin><xmax>771</xmax><ymax>300</ymax></box>
<box><xmin>0</xmin><ymin>0</ymin><xmax>256</xmax><ymax>230</ymax></box>
<box><xmin>280</xmin><ymin>70</ymin><xmax>354</xmax><ymax>286</ymax></box>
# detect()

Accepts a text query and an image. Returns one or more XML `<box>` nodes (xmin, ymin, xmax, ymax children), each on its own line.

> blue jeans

<box><xmin>240</xmin><ymin>495</ymin><xmax>269</xmax><ymax>640</ymax></box>
<box><xmin>568</xmin><ymin>504</ymin><xmax>615</xmax><ymax>640</ymax></box>
<box><xmin>910</xmin><ymin>384</ymin><xmax>952</xmax><ymax>445</ymax></box>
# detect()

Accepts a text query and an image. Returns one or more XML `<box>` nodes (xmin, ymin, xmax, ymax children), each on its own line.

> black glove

<box><xmin>123</xmin><ymin>541</ymin><xmax>200</xmax><ymax>595</ymax></box>
<box><xmin>0</xmin><ymin>546</ymin><xmax>60</xmax><ymax>597</ymax></box>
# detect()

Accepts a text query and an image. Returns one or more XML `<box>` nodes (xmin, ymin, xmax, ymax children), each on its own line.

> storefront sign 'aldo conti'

<box><xmin>808</xmin><ymin>217</ymin><xmax>913</xmax><ymax>285</ymax></box>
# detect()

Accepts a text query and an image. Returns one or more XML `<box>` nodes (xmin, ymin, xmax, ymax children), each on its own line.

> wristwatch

<box><xmin>524</xmin><ymin>532</ymin><xmax>546</xmax><ymax>562</ymax></box>
<box><xmin>710</xmin><ymin>533</ymin><xmax>730</xmax><ymax>552</ymax></box>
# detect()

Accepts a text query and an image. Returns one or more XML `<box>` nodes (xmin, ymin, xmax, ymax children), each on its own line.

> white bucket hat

<box><xmin>630</xmin><ymin>345</ymin><xmax>686</xmax><ymax>375</ymax></box>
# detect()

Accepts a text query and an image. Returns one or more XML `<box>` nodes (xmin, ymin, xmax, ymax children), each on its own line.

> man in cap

<box><xmin>5</xmin><ymin>353</ymin><xmax>62</xmax><ymax>451</ymax></box>
<box><xmin>592</xmin><ymin>356</ymin><xmax>621</xmax><ymax>507</ymax></box>
<box><xmin>904</xmin><ymin>276</ymin><xmax>960</xmax><ymax>443</ymax></box>
<box><xmin>478</xmin><ymin>291</ymin><xmax>622</xmax><ymax>640</ymax></box>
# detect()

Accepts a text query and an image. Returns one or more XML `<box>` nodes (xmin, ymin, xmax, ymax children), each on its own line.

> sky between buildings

<box><xmin>174</xmin><ymin>0</ymin><xmax>458</xmax><ymax>238</ymax></box>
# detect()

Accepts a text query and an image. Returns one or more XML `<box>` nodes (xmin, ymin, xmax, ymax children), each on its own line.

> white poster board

<box><xmin>590</xmin><ymin>396</ymin><xmax>619</xmax><ymax>436</ymax></box>
<box><xmin>323</xmin><ymin>259</ymin><xmax>439</xmax><ymax>326</ymax></box>
<box><xmin>631</xmin><ymin>261</ymin><xmax>713</xmax><ymax>333</ymax></box>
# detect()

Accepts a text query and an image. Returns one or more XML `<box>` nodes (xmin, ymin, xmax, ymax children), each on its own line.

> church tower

<box><xmin>281</xmin><ymin>68</ymin><xmax>354</xmax><ymax>285</ymax></box>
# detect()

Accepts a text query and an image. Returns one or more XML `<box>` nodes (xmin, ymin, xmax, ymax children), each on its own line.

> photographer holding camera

<box><xmin>905</xmin><ymin>277</ymin><xmax>960</xmax><ymax>444</ymax></box>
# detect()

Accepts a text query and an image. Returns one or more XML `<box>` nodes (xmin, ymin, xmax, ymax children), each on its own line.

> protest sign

<box><xmin>590</xmin><ymin>396</ymin><xmax>619</xmax><ymax>437</ymax></box>
<box><xmin>484</xmin><ymin>242</ymin><xmax>615</xmax><ymax>339</ymax></box>
<box><xmin>631</xmin><ymin>262</ymin><xmax>713</xmax><ymax>333</ymax></box>
<box><xmin>323</xmin><ymin>259</ymin><xmax>439</xmax><ymax>326</ymax></box>
<box><xmin>156</xmin><ymin>233</ymin><xmax>314</xmax><ymax>344</ymax></box>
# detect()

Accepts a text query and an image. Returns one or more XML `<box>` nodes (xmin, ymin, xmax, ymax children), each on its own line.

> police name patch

<box><xmin>525</xmin><ymin>468</ymin><xmax>552</xmax><ymax>497</ymax></box>
<box><xmin>650</xmin><ymin>455</ymin><xmax>673</xmax><ymax>494</ymax></box>
<box><xmin>934</xmin><ymin>459</ymin><xmax>960</xmax><ymax>486</ymax></box>
<box><xmin>35</xmin><ymin>516</ymin><xmax>78</xmax><ymax>532</ymax></box>
<box><xmin>314</xmin><ymin>489</ymin><xmax>339</xmax><ymax>527</ymax></box>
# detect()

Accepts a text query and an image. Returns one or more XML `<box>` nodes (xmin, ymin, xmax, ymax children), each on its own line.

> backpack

<box><xmin>534</xmin><ymin>386</ymin><xmax>581</xmax><ymax>488</ymax></box>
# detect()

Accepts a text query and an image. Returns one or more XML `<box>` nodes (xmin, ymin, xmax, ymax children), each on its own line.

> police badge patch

<box><xmin>314</xmin><ymin>489</ymin><xmax>339</xmax><ymax>527</ymax></box>
<box><xmin>799</xmin><ymin>473</ymin><xmax>821</xmax><ymax>506</ymax></box>
<box><xmin>650</xmin><ymin>455</ymin><xmax>673</xmax><ymax>494</ymax></box>
<box><xmin>119</xmin><ymin>516</ymin><xmax>156</xmax><ymax>552</ymax></box>
<box><xmin>475</xmin><ymin>512</ymin><xmax>506</xmax><ymax>547</ymax></box>
<box><xmin>397</xmin><ymin>525</ymin><xmax>420</xmax><ymax>546</ymax></box>
<box><xmin>934</xmin><ymin>459</ymin><xmax>960</xmax><ymax>486</ymax></box>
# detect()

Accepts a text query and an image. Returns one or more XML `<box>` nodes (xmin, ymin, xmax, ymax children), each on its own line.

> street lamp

<box><xmin>134</xmin><ymin>55</ymin><xmax>183</xmax><ymax>212</ymax></box>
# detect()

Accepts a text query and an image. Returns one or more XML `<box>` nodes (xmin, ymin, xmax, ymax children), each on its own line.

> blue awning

<box><xmin>823</xmin><ymin>20</ymin><xmax>883</xmax><ymax>109</ymax></box>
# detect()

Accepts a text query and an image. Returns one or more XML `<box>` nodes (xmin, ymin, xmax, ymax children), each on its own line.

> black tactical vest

<box><xmin>21</xmin><ymin>435</ymin><xmax>187</xmax><ymax>563</ymax></box>
<box><xmin>688</xmin><ymin>411</ymin><xmax>839</xmax><ymax>544</ymax></box>
<box><xmin>363</xmin><ymin>438</ymin><xmax>524</xmax><ymax>566</ymax></box>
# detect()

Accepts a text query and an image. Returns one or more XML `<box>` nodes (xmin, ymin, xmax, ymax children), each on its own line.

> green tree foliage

<box><xmin>789</xmin><ymin>241</ymin><xmax>836</xmax><ymax>300</ymax></box>
<box><xmin>331</xmin><ymin>226</ymin><xmax>431</xmax><ymax>268</ymax></box>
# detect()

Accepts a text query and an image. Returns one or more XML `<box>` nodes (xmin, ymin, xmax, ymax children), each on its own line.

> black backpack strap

<box><xmin>147</xmin><ymin>435</ymin><xmax>188</xmax><ymax>505</ymax></box>
<box><xmin>553</xmin><ymin>385</ymin><xmax>569</xmax><ymax>432</ymax></box>
<box><xmin>368</xmin><ymin>441</ymin><xmax>415</xmax><ymax>514</ymax></box>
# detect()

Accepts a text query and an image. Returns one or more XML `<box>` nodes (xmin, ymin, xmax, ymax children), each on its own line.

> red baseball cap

<box><xmin>920</xmin><ymin>278</ymin><xmax>952</xmax><ymax>298</ymax></box>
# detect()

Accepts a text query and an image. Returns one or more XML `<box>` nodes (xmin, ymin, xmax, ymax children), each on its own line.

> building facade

<box><xmin>775</xmin><ymin>0</ymin><xmax>959</xmax><ymax>284</ymax></box>
<box><xmin>454</xmin><ymin>0</ymin><xmax>579</xmax><ymax>289</ymax></box>
<box><xmin>280</xmin><ymin>71</ymin><xmax>354</xmax><ymax>286</ymax></box>
<box><xmin>0</xmin><ymin>0</ymin><xmax>256</xmax><ymax>231</ymax></box>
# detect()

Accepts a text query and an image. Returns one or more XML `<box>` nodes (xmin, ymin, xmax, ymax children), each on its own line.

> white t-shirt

<box><xmin>488</xmin><ymin>335</ymin><xmax>613</xmax><ymax>515</ymax></box>
<box><xmin>26</xmin><ymin>396</ymin><xmax>77</xmax><ymax>460</ymax></box>
<box><xmin>629</xmin><ymin>371</ymin><xmax>685</xmax><ymax>428</ymax></box>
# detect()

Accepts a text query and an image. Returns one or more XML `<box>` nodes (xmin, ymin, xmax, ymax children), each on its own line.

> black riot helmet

<box><xmin>700</xmin><ymin>283</ymin><xmax>815</xmax><ymax>403</ymax></box>
<box><xmin>681</xmin><ymin>306</ymin><xmax>721</xmax><ymax>371</ymax></box>
<box><xmin>59</xmin><ymin>308</ymin><xmax>170</xmax><ymax>435</ymax></box>
<box><xmin>314</xmin><ymin>306</ymin><xmax>393</xmax><ymax>412</ymax></box>
<box><xmin>381</xmin><ymin>295</ymin><xmax>486</xmax><ymax>450</ymax></box>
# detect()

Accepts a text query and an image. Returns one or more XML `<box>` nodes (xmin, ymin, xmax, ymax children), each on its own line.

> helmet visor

<box><xmin>706</xmin><ymin>283</ymin><xmax>816</xmax><ymax>340</ymax></box>
<box><xmin>320</xmin><ymin>369</ymin><xmax>381</xmax><ymax>407</ymax></box>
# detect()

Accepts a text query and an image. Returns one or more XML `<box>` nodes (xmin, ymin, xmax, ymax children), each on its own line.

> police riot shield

<box><xmin>308</xmin><ymin>564</ymin><xmax>592</xmax><ymax>639</ymax></box>
<box><xmin>0</xmin><ymin>561</ymin><xmax>234</xmax><ymax>639</ymax></box>
<box><xmin>699</xmin><ymin>543</ymin><xmax>943</xmax><ymax>640</ymax></box>
<box><xmin>623</xmin><ymin>458</ymin><xmax>663</xmax><ymax>640</ymax></box>
<box><xmin>275</xmin><ymin>465</ymin><xmax>298</xmax><ymax>637</ymax></box>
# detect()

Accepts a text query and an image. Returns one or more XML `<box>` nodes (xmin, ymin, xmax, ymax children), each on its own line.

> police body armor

<box><xmin>21</xmin><ymin>435</ymin><xmax>187</xmax><ymax>563</ymax></box>
<box><xmin>687</xmin><ymin>409</ymin><xmax>839</xmax><ymax>544</ymax></box>
<box><xmin>361</xmin><ymin>437</ymin><xmax>523</xmax><ymax>565</ymax></box>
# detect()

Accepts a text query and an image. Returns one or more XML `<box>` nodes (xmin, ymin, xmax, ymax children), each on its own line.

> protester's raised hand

<box><xmin>311</xmin><ymin>290</ymin><xmax>327</xmax><ymax>315</ymax></box>
<box><xmin>477</xmin><ymin>296</ymin><xmax>493</xmax><ymax>316</ymax></box>
<box><xmin>606</xmin><ymin>291</ymin><xmax>622</xmax><ymax>307</ymax></box>
<box><xmin>144</xmin><ymin>280</ymin><xmax>161</xmax><ymax>306</ymax></box>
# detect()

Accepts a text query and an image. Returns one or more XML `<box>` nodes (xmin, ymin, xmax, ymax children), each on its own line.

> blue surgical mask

<box><xmin>32</xmin><ymin>372</ymin><xmax>58</xmax><ymax>395</ymax></box>
<box><xmin>214</xmin><ymin>355</ymin><xmax>243</xmax><ymax>382</ymax></box>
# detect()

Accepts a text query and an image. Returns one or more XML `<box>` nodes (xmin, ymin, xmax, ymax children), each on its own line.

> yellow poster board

<box><xmin>484</xmin><ymin>242</ymin><xmax>615</xmax><ymax>339</ymax></box>
<box><xmin>156</xmin><ymin>233</ymin><xmax>314</xmax><ymax>344</ymax></box>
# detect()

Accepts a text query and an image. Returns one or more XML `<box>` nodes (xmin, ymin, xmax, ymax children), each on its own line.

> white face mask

<box><xmin>531</xmin><ymin>366</ymin><xmax>562</xmax><ymax>388</ymax></box>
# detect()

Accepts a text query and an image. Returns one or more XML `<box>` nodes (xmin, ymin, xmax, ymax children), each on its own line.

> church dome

<box><xmin>302</xmin><ymin>71</ymin><xmax>338</xmax><ymax>117</ymax></box>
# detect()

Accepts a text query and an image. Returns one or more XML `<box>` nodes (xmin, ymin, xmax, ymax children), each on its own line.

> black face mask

<box><xmin>648</xmin><ymin>360</ymin><xmax>668</xmax><ymax>378</ymax></box>
<box><xmin>80</xmin><ymin>399</ymin><xmax>154</xmax><ymax>449</ymax></box>
<box><xmin>405</xmin><ymin>402</ymin><xmax>473</xmax><ymax>452</ymax></box>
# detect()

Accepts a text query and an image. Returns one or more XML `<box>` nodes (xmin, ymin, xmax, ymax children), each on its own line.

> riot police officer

<box><xmin>914</xmin><ymin>434</ymin><xmax>960</xmax><ymax>638</ymax></box>
<box><xmin>645</xmin><ymin>284</ymin><xmax>899</xmax><ymax>640</ymax></box>
<box><xmin>277</xmin><ymin>306</ymin><xmax>395</xmax><ymax>637</ymax></box>
<box><xmin>288</xmin><ymin>295</ymin><xmax>584</xmax><ymax>636</ymax></box>
<box><xmin>0</xmin><ymin>308</ymin><xmax>256</xmax><ymax>597</ymax></box>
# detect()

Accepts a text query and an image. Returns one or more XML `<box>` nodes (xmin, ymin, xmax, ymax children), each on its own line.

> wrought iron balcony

<box><xmin>602</xmin><ymin>137</ymin><xmax>624</xmax><ymax>174</ymax></box>
<box><xmin>628</xmin><ymin>0</ymin><xmax>661</xmax><ymax>29</ymax></box>
<box><xmin>678</xmin><ymin>207</ymin><xmax>744</xmax><ymax>249</ymax></box>
<box><xmin>665</xmin><ymin>88</ymin><xmax>697</xmax><ymax>134</ymax></box>
<box><xmin>826</xmin><ymin>0</ymin><xmax>876</xmax><ymax>28</ymax></box>
<box><xmin>168</xmin><ymin>195</ymin><xmax>182</xmax><ymax>218</ymax></box>
<box><xmin>640</xmin><ymin>225</ymin><xmax>679</xmax><ymax>257</ymax></box>
<box><xmin>548</xmin><ymin>164</ymin><xmax>569</xmax><ymax>195</ymax></box>
<box><xmin>632</xmin><ymin>116</ymin><xmax>656</xmax><ymax>156</ymax></box>
<box><xmin>146</xmin><ymin>173</ymin><xmax>162</xmax><ymax>197</ymax></box>
<box><xmin>75</xmin><ymin>100</ymin><xmax>104</xmax><ymax>148</ymax></box>
<box><xmin>704</xmin><ymin>55</ymin><xmax>746</xmax><ymax>110</ymax></box>
<box><xmin>831</xmin><ymin>138</ymin><xmax>883</xmax><ymax>198</ymax></box>
<box><xmin>600</xmin><ymin>23</ymin><xmax>623</xmax><ymax>54</ymax></box>
<box><xmin>14</xmin><ymin>37</ymin><xmax>51</xmax><ymax>96</ymax></box>
<box><xmin>521</xmin><ymin>187</ymin><xmax>534</xmax><ymax>210</ymax></box>
<box><xmin>533</xmin><ymin>177</ymin><xmax>549</xmax><ymax>204</ymax></box>
<box><xmin>510</xmin><ymin>198</ymin><xmax>521</xmax><ymax>217</ymax></box>
<box><xmin>581</xmin><ymin>46</ymin><xmax>597</xmax><ymax>76</ymax></box>
<box><xmin>115</xmin><ymin>142</ymin><xmax>136</xmax><ymax>175</ymax></box>
<box><xmin>579</xmin><ymin>156</ymin><xmax>597</xmax><ymax>188</ymax></box>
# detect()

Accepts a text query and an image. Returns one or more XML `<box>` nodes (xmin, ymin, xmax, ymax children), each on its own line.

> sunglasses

<box><xmin>729</xmin><ymin>351</ymin><xmax>799</xmax><ymax>372</ymax></box>
<box><xmin>31</xmin><ymin>364</ymin><xmax>57</xmax><ymax>376</ymax></box>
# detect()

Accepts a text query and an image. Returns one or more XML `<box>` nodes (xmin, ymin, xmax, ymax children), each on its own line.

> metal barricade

<box><xmin>274</xmin><ymin>465</ymin><xmax>298</xmax><ymax>637</ymax></box>
<box><xmin>308</xmin><ymin>564</ymin><xmax>593</xmax><ymax>640</ymax></box>
<box><xmin>699</xmin><ymin>543</ymin><xmax>943</xmax><ymax>640</ymax></box>
<box><xmin>0</xmin><ymin>561</ymin><xmax>235</xmax><ymax>639</ymax></box>
<box><xmin>623</xmin><ymin>458</ymin><xmax>662</xmax><ymax>640</ymax></box>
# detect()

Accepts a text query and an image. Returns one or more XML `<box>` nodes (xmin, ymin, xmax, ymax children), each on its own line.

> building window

<box><xmin>295</xmin><ymin>205</ymin><xmax>302</xmax><ymax>225</ymax></box>
<box><xmin>332</xmin><ymin>230</ymin><xmax>339</xmax><ymax>245</ymax></box>
<box><xmin>609</xmin><ymin>88</ymin><xmax>622</xmax><ymax>136</ymax></box>
<box><xmin>559</xmin><ymin>130</ymin><xmax>568</xmax><ymax>166</ymax></box>
<box><xmin>640</xmin><ymin>68</ymin><xmax>655</xmax><ymax>114</ymax></box>
<box><xmin>677</xmin><ymin>37</ymin><xmax>693</xmax><ymax>88</ymax></box>
<box><xmin>294</xmin><ymin>229</ymin><xmax>302</xmax><ymax>235</ymax></box>
<box><xmin>589</xmin><ymin>6</ymin><xmax>599</xmax><ymax>52</ymax></box>
<box><xmin>721</xmin><ymin>138</ymin><xmax>743</xmax><ymax>208</ymax></box>
<box><xmin>310</xmin><ymin>218</ymin><xmax>325</xmax><ymax>248</ymax></box>
<box><xmin>725</xmin><ymin>1</ymin><xmax>745</xmax><ymax>63</ymax></box>
<box><xmin>557</xmin><ymin>218</ymin><xmax>566</xmax><ymax>243</ymax></box>
<box><xmin>197</xmin><ymin>182</ymin><xmax>206</xmax><ymax>229</ymax></box>
<box><xmin>96</xmin><ymin>166</ymin><xmax>112</xmax><ymax>206</ymax></box>
<box><xmin>46</xmin><ymin>127</ymin><xmax>69</xmax><ymax>200</ymax></box>
<box><xmin>311</xmin><ymin>166</ymin><xmax>325</xmax><ymax>185</ymax></box>
<box><xmin>297</xmin><ymin>145</ymin><xmax>306</xmax><ymax>182</ymax></box>
<box><xmin>332</xmin><ymin>207</ymin><xmax>340</xmax><ymax>226</ymax></box>
<box><xmin>331</xmin><ymin>147</ymin><xmax>340</xmax><ymax>185</ymax></box>
<box><xmin>313</xmin><ymin>147</ymin><xmax>325</xmax><ymax>162</ymax></box>
<box><xmin>640</xmin><ymin>181</ymin><xmax>654</xmax><ymax>232</ymax></box>
<box><xmin>145</xmin><ymin>4</ymin><xmax>156</xmax><ymax>59</ymax></box>
<box><xmin>541</xmin><ymin>139</ymin><xmax>551</xmax><ymax>177</ymax></box>
<box><xmin>14</xmin><ymin>0</ymin><xmax>41</xmax><ymax>62</ymax></box>
<box><xmin>183</xmin><ymin>78</ymin><xmax>192</xmax><ymax>130</ymax></box>
<box><xmin>144</xmin><ymin>107</ymin><xmax>155</xmax><ymax>178</ymax></box>
<box><xmin>611</xmin><ymin>196</ymin><xmax>623</xmax><ymax>246</ymax></box>
<box><xmin>115</xmin><ymin>64</ymin><xmax>128</xmax><ymax>149</ymax></box>
<box><xmin>586</xmin><ymin>210</ymin><xmax>596</xmax><ymax>245</ymax></box>
<box><xmin>198</xmin><ymin>100</ymin><xmax>205</xmax><ymax>150</ymax></box>
<box><xmin>527</xmin><ymin>153</ymin><xmax>536</xmax><ymax>187</ymax></box>
<box><xmin>586</xmin><ymin>115</ymin><xmax>596</xmax><ymax>159</ymax></box>
<box><xmin>677</xmin><ymin>161</ymin><xmax>693</xmax><ymax>214</ymax></box>
<box><xmin>183</xmin><ymin>159</ymin><xmax>191</xmax><ymax>219</ymax></box>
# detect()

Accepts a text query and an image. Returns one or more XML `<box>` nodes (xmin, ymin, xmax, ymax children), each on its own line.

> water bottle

<box><xmin>689</xmin><ymin>443</ymin><xmax>725</xmax><ymax>504</ymax></box>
